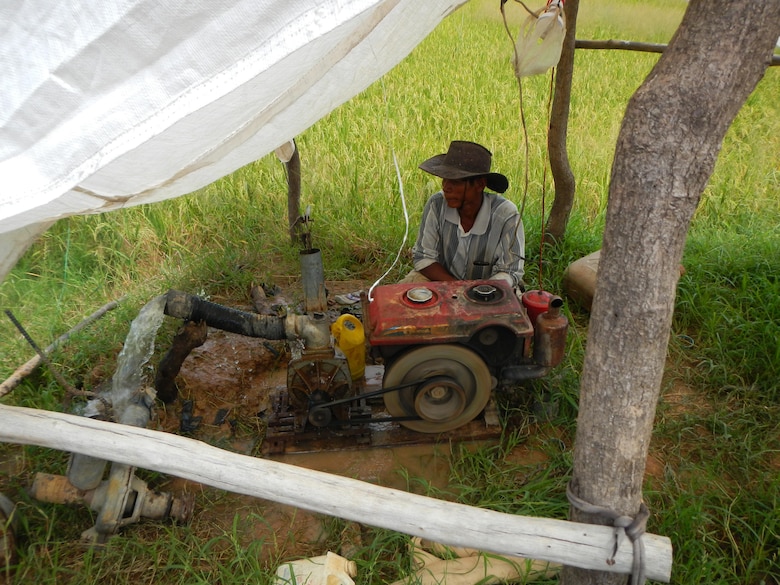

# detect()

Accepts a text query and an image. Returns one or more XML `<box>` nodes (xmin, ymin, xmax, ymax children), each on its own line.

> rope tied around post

<box><xmin>566</xmin><ymin>482</ymin><xmax>650</xmax><ymax>585</ymax></box>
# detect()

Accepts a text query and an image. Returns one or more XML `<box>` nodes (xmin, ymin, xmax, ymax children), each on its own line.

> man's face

<box><xmin>442</xmin><ymin>177</ymin><xmax>484</xmax><ymax>210</ymax></box>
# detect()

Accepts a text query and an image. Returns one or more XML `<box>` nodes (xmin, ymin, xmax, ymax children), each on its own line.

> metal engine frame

<box><xmin>264</xmin><ymin>279</ymin><xmax>568</xmax><ymax>450</ymax></box>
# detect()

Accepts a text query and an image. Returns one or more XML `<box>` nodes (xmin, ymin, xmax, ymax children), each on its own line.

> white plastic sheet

<box><xmin>0</xmin><ymin>0</ymin><xmax>465</xmax><ymax>282</ymax></box>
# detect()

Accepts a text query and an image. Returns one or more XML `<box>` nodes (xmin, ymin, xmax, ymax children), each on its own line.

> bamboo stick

<box><xmin>0</xmin><ymin>404</ymin><xmax>673</xmax><ymax>581</ymax></box>
<box><xmin>0</xmin><ymin>297</ymin><xmax>124</xmax><ymax>398</ymax></box>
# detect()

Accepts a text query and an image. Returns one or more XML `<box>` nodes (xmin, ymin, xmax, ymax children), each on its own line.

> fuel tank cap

<box><xmin>466</xmin><ymin>283</ymin><xmax>504</xmax><ymax>303</ymax></box>
<box><xmin>406</xmin><ymin>287</ymin><xmax>434</xmax><ymax>303</ymax></box>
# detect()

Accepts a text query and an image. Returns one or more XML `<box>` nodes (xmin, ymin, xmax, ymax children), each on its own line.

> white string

<box><xmin>367</xmin><ymin>77</ymin><xmax>409</xmax><ymax>302</ymax></box>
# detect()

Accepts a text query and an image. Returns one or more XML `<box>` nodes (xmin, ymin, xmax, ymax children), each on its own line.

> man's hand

<box><xmin>419</xmin><ymin>262</ymin><xmax>457</xmax><ymax>281</ymax></box>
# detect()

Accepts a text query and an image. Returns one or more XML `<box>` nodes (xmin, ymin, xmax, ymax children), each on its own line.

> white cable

<box><xmin>367</xmin><ymin>78</ymin><xmax>409</xmax><ymax>302</ymax></box>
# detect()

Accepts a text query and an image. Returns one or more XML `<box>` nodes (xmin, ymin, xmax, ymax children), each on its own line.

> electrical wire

<box><xmin>368</xmin><ymin>77</ymin><xmax>410</xmax><ymax>302</ymax></box>
<box><xmin>501</xmin><ymin>0</ymin><xmax>560</xmax><ymax>291</ymax></box>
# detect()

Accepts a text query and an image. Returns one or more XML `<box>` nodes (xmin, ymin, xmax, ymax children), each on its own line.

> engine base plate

<box><xmin>262</xmin><ymin>369</ymin><xmax>501</xmax><ymax>455</ymax></box>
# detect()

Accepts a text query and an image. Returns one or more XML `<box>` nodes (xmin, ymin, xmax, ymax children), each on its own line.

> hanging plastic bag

<box><xmin>513</xmin><ymin>0</ymin><xmax>566</xmax><ymax>78</ymax></box>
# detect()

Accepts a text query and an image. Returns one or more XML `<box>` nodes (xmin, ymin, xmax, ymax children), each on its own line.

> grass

<box><xmin>2</xmin><ymin>0</ymin><xmax>780</xmax><ymax>583</ymax></box>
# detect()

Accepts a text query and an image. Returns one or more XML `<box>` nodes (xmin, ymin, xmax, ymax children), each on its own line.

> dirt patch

<box><xmin>659</xmin><ymin>379</ymin><xmax>714</xmax><ymax>418</ymax></box>
<box><xmin>643</xmin><ymin>379</ymin><xmax>718</xmax><ymax>488</ymax></box>
<box><xmin>154</xmin><ymin>328</ymin><xmax>288</xmax><ymax>449</ymax></box>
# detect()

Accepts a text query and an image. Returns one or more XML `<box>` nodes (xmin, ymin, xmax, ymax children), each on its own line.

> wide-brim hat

<box><xmin>419</xmin><ymin>140</ymin><xmax>509</xmax><ymax>194</ymax></box>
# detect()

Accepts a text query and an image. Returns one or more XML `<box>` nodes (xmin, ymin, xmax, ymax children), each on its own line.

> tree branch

<box><xmin>576</xmin><ymin>39</ymin><xmax>780</xmax><ymax>66</ymax></box>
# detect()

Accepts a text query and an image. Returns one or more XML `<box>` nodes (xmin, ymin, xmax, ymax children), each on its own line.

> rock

<box><xmin>562</xmin><ymin>250</ymin><xmax>600</xmax><ymax>311</ymax></box>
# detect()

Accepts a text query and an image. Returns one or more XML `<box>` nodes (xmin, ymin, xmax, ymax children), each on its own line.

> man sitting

<box><xmin>403</xmin><ymin>140</ymin><xmax>525</xmax><ymax>292</ymax></box>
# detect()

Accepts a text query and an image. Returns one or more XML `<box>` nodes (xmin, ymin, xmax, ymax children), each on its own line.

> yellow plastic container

<box><xmin>331</xmin><ymin>314</ymin><xmax>366</xmax><ymax>381</ymax></box>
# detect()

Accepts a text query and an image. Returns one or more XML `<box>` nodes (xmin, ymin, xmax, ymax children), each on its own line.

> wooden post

<box><xmin>0</xmin><ymin>404</ymin><xmax>672</xmax><ymax>581</ymax></box>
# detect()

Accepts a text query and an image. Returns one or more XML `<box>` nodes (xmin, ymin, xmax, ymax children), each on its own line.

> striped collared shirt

<box><xmin>412</xmin><ymin>191</ymin><xmax>525</xmax><ymax>287</ymax></box>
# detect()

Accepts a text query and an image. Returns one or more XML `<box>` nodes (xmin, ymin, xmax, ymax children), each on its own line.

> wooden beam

<box><xmin>0</xmin><ymin>404</ymin><xmax>673</xmax><ymax>581</ymax></box>
<box><xmin>576</xmin><ymin>38</ymin><xmax>780</xmax><ymax>66</ymax></box>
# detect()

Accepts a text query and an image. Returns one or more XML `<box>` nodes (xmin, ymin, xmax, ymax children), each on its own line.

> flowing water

<box><xmin>84</xmin><ymin>294</ymin><xmax>166</xmax><ymax>423</ymax></box>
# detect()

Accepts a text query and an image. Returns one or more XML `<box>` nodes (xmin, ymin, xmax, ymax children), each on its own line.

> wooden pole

<box><xmin>0</xmin><ymin>404</ymin><xmax>672</xmax><ymax>581</ymax></box>
<box><xmin>0</xmin><ymin>297</ymin><xmax>125</xmax><ymax>398</ymax></box>
<box><xmin>575</xmin><ymin>38</ymin><xmax>780</xmax><ymax>66</ymax></box>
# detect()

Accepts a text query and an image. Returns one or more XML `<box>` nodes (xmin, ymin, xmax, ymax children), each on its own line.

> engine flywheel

<box><xmin>382</xmin><ymin>344</ymin><xmax>492</xmax><ymax>433</ymax></box>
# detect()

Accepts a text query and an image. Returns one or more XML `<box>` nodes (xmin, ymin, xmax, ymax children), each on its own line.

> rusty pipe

<box><xmin>300</xmin><ymin>248</ymin><xmax>327</xmax><ymax>313</ymax></box>
<box><xmin>30</xmin><ymin>471</ymin><xmax>194</xmax><ymax>543</ymax></box>
<box><xmin>532</xmin><ymin>296</ymin><xmax>568</xmax><ymax>368</ymax></box>
<box><xmin>499</xmin><ymin>364</ymin><xmax>551</xmax><ymax>382</ymax></box>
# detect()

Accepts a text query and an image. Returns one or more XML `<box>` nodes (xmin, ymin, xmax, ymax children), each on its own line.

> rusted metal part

<box><xmin>30</xmin><ymin>468</ymin><xmax>194</xmax><ymax>544</ymax></box>
<box><xmin>287</xmin><ymin>356</ymin><xmax>353</xmax><ymax>426</ymax></box>
<box><xmin>367</xmin><ymin>280</ymin><xmax>537</xmax><ymax>382</ymax></box>
<box><xmin>263</xmin><ymin>389</ymin><xmax>372</xmax><ymax>455</ymax></box>
<box><xmin>366</xmin><ymin>280</ymin><xmax>533</xmax><ymax>347</ymax></box>
<box><xmin>532</xmin><ymin>297</ymin><xmax>568</xmax><ymax>368</ymax></box>
<box><xmin>367</xmin><ymin>281</ymin><xmax>568</xmax><ymax>389</ymax></box>
<box><xmin>262</xmin><ymin>387</ymin><xmax>502</xmax><ymax>455</ymax></box>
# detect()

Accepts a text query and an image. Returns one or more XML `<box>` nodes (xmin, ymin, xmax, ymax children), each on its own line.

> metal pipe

<box><xmin>499</xmin><ymin>364</ymin><xmax>551</xmax><ymax>382</ymax></box>
<box><xmin>533</xmin><ymin>296</ymin><xmax>568</xmax><ymax>368</ymax></box>
<box><xmin>294</xmin><ymin>312</ymin><xmax>332</xmax><ymax>352</ymax></box>
<box><xmin>300</xmin><ymin>249</ymin><xmax>327</xmax><ymax>313</ymax></box>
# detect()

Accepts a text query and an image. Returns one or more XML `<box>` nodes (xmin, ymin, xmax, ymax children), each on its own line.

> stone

<box><xmin>562</xmin><ymin>250</ymin><xmax>601</xmax><ymax>311</ymax></box>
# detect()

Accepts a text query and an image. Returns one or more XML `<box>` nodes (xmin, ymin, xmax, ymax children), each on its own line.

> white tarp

<box><xmin>0</xmin><ymin>0</ymin><xmax>466</xmax><ymax>283</ymax></box>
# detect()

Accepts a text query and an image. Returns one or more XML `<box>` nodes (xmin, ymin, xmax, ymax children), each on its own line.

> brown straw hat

<box><xmin>419</xmin><ymin>141</ymin><xmax>509</xmax><ymax>193</ymax></box>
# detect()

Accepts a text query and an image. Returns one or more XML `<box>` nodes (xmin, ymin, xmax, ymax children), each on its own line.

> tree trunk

<box><xmin>561</xmin><ymin>2</ymin><xmax>780</xmax><ymax>584</ymax></box>
<box><xmin>545</xmin><ymin>0</ymin><xmax>578</xmax><ymax>242</ymax></box>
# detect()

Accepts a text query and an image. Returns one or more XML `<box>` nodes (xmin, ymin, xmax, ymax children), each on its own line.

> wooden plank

<box><xmin>0</xmin><ymin>404</ymin><xmax>672</xmax><ymax>581</ymax></box>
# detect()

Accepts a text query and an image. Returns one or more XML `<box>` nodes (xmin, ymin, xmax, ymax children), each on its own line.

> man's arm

<box><xmin>419</xmin><ymin>262</ymin><xmax>457</xmax><ymax>281</ymax></box>
<box><xmin>412</xmin><ymin>193</ymin><xmax>449</xmax><ymax>276</ymax></box>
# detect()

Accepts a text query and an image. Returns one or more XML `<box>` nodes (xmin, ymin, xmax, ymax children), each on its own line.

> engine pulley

<box><xmin>382</xmin><ymin>344</ymin><xmax>492</xmax><ymax>433</ymax></box>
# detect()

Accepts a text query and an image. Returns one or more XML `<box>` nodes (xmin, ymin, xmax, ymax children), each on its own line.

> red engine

<box><xmin>364</xmin><ymin>280</ymin><xmax>567</xmax><ymax>433</ymax></box>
